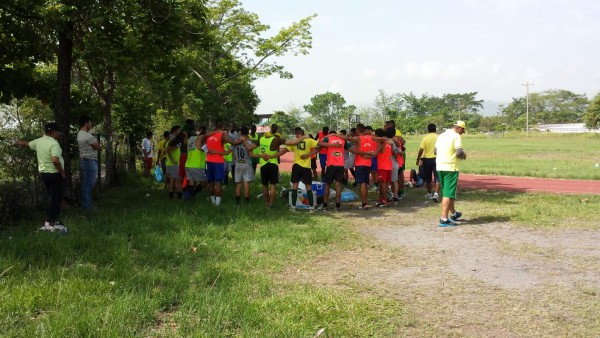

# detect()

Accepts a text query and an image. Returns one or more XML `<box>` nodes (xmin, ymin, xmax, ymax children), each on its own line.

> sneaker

<box><xmin>398</xmin><ymin>193</ymin><xmax>405</xmax><ymax>200</ymax></box>
<box><xmin>289</xmin><ymin>206</ymin><xmax>297</xmax><ymax>212</ymax></box>
<box><xmin>358</xmin><ymin>204</ymin><xmax>370</xmax><ymax>210</ymax></box>
<box><xmin>450</xmin><ymin>211</ymin><xmax>462</xmax><ymax>221</ymax></box>
<box><xmin>425</xmin><ymin>193</ymin><xmax>433</xmax><ymax>199</ymax></box>
<box><xmin>40</xmin><ymin>222</ymin><xmax>55</xmax><ymax>232</ymax></box>
<box><xmin>432</xmin><ymin>193</ymin><xmax>439</xmax><ymax>203</ymax></box>
<box><xmin>53</xmin><ymin>222</ymin><xmax>68</xmax><ymax>234</ymax></box>
<box><xmin>438</xmin><ymin>218</ymin><xmax>457</xmax><ymax>227</ymax></box>
<box><xmin>378</xmin><ymin>201</ymin><xmax>388</xmax><ymax>208</ymax></box>
<box><xmin>321</xmin><ymin>206</ymin><xmax>329</xmax><ymax>212</ymax></box>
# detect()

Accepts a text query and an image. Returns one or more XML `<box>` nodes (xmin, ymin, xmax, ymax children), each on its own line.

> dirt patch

<box><xmin>280</xmin><ymin>210</ymin><xmax>600</xmax><ymax>336</ymax></box>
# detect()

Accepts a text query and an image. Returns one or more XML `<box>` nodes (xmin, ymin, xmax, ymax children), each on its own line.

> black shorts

<box><xmin>355</xmin><ymin>166</ymin><xmax>370</xmax><ymax>184</ymax></box>
<box><xmin>311</xmin><ymin>157</ymin><xmax>317</xmax><ymax>170</ymax></box>
<box><xmin>422</xmin><ymin>158</ymin><xmax>438</xmax><ymax>184</ymax></box>
<box><xmin>260</xmin><ymin>163</ymin><xmax>279</xmax><ymax>185</ymax></box>
<box><xmin>324</xmin><ymin>165</ymin><xmax>345</xmax><ymax>184</ymax></box>
<box><xmin>291</xmin><ymin>164</ymin><xmax>313</xmax><ymax>185</ymax></box>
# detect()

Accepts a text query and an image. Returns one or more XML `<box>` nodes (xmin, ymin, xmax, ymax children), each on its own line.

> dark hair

<box><xmin>294</xmin><ymin>127</ymin><xmax>305</xmax><ymax>135</ymax></box>
<box><xmin>251</xmin><ymin>124</ymin><xmax>257</xmax><ymax>132</ymax></box>
<box><xmin>271</xmin><ymin>124</ymin><xmax>279</xmax><ymax>134</ymax></box>
<box><xmin>365</xmin><ymin>125</ymin><xmax>373</xmax><ymax>131</ymax></box>
<box><xmin>388</xmin><ymin>120</ymin><xmax>396</xmax><ymax>127</ymax></box>
<box><xmin>215</xmin><ymin>120</ymin><xmax>224</xmax><ymax>129</ymax></box>
<box><xmin>79</xmin><ymin>115</ymin><xmax>91</xmax><ymax>128</ymax></box>
<box><xmin>350</xmin><ymin>128</ymin><xmax>356</xmax><ymax>133</ymax></box>
<box><xmin>170</xmin><ymin>125</ymin><xmax>181</xmax><ymax>133</ymax></box>
<box><xmin>184</xmin><ymin>119</ymin><xmax>194</xmax><ymax>126</ymax></box>
<box><xmin>374</xmin><ymin>128</ymin><xmax>385</xmax><ymax>137</ymax></box>
<box><xmin>322</xmin><ymin>126</ymin><xmax>329</xmax><ymax>133</ymax></box>
<box><xmin>340</xmin><ymin>129</ymin><xmax>347</xmax><ymax>135</ymax></box>
<box><xmin>169</xmin><ymin>132</ymin><xmax>184</xmax><ymax>147</ymax></box>
<box><xmin>163</xmin><ymin>131</ymin><xmax>170</xmax><ymax>138</ymax></box>
<box><xmin>329</xmin><ymin>130</ymin><xmax>337</xmax><ymax>134</ymax></box>
<box><xmin>146</xmin><ymin>131</ymin><xmax>153</xmax><ymax>138</ymax></box>
<box><xmin>240</xmin><ymin>126</ymin><xmax>249</xmax><ymax>135</ymax></box>
<box><xmin>384</xmin><ymin>128</ymin><xmax>395</xmax><ymax>138</ymax></box>
<box><xmin>427</xmin><ymin>123</ymin><xmax>437</xmax><ymax>133</ymax></box>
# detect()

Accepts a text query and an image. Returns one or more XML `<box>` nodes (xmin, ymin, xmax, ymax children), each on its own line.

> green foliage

<box><xmin>500</xmin><ymin>89</ymin><xmax>589</xmax><ymax>128</ymax></box>
<box><xmin>304</xmin><ymin>92</ymin><xmax>353</xmax><ymax>131</ymax></box>
<box><xmin>584</xmin><ymin>93</ymin><xmax>600</xmax><ymax>129</ymax></box>
<box><xmin>270</xmin><ymin>110</ymin><xmax>300</xmax><ymax>135</ymax></box>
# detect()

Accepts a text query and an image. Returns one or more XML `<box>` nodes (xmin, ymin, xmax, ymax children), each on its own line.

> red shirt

<box><xmin>355</xmin><ymin>135</ymin><xmax>374</xmax><ymax>167</ymax></box>
<box><xmin>206</xmin><ymin>131</ymin><xmax>224</xmax><ymax>163</ymax></box>
<box><xmin>377</xmin><ymin>143</ymin><xmax>393</xmax><ymax>170</ymax></box>
<box><xmin>325</xmin><ymin>135</ymin><xmax>345</xmax><ymax>167</ymax></box>
<box><xmin>317</xmin><ymin>131</ymin><xmax>328</xmax><ymax>154</ymax></box>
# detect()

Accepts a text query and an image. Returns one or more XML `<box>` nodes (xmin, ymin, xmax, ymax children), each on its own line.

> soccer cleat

<box><xmin>450</xmin><ymin>211</ymin><xmax>462</xmax><ymax>221</ymax></box>
<box><xmin>432</xmin><ymin>193</ymin><xmax>439</xmax><ymax>203</ymax></box>
<box><xmin>398</xmin><ymin>193</ymin><xmax>405</xmax><ymax>200</ymax></box>
<box><xmin>53</xmin><ymin>222</ymin><xmax>68</xmax><ymax>234</ymax></box>
<box><xmin>378</xmin><ymin>200</ymin><xmax>388</xmax><ymax>208</ymax></box>
<box><xmin>438</xmin><ymin>218</ymin><xmax>457</xmax><ymax>227</ymax></box>
<box><xmin>40</xmin><ymin>222</ymin><xmax>55</xmax><ymax>232</ymax></box>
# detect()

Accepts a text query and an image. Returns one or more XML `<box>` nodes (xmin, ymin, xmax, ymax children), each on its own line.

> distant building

<box><xmin>535</xmin><ymin>123</ymin><xmax>600</xmax><ymax>133</ymax></box>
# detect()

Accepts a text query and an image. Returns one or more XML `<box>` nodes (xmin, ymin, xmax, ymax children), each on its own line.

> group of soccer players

<box><xmin>154</xmin><ymin>119</ymin><xmax>419</xmax><ymax>211</ymax></box>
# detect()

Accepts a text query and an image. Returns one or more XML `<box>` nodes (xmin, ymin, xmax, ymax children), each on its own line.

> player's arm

<box><xmin>317</xmin><ymin>141</ymin><xmax>342</xmax><ymax>148</ymax></box>
<box><xmin>223</xmin><ymin>134</ymin><xmax>243</xmax><ymax>146</ymax></box>
<box><xmin>242</xmin><ymin>139</ymin><xmax>257</xmax><ymax>151</ymax></box>
<box><xmin>14</xmin><ymin>140</ymin><xmax>30</xmax><ymax>147</ymax></box>
<box><xmin>263</xmin><ymin>147</ymin><xmax>288</xmax><ymax>160</ymax></box>
<box><xmin>51</xmin><ymin>156</ymin><xmax>66</xmax><ymax>178</ymax></box>
<box><xmin>270</xmin><ymin>137</ymin><xmax>286</xmax><ymax>151</ymax></box>
<box><xmin>284</xmin><ymin>135</ymin><xmax>307</xmax><ymax>146</ymax></box>
<box><xmin>456</xmin><ymin>148</ymin><xmax>467</xmax><ymax>160</ymax></box>
<box><xmin>301</xmin><ymin>148</ymin><xmax>320</xmax><ymax>159</ymax></box>
<box><xmin>337</xmin><ymin>134</ymin><xmax>360</xmax><ymax>143</ymax></box>
<box><xmin>416</xmin><ymin>149</ymin><xmax>424</xmax><ymax>166</ymax></box>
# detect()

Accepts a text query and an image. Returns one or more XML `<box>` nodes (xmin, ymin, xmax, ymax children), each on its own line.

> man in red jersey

<box><xmin>316</xmin><ymin>126</ymin><xmax>329</xmax><ymax>181</ymax></box>
<box><xmin>206</xmin><ymin>120</ymin><xmax>243</xmax><ymax>206</ymax></box>
<box><xmin>343</xmin><ymin>124</ymin><xmax>377</xmax><ymax>209</ymax></box>
<box><xmin>372</xmin><ymin>128</ymin><xmax>397</xmax><ymax>207</ymax></box>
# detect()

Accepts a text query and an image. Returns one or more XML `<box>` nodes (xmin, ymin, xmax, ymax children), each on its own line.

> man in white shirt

<box><xmin>77</xmin><ymin>116</ymin><xmax>101</xmax><ymax>211</ymax></box>
<box><xmin>435</xmin><ymin>121</ymin><xmax>467</xmax><ymax>227</ymax></box>
<box><xmin>141</xmin><ymin>131</ymin><xmax>154</xmax><ymax>177</ymax></box>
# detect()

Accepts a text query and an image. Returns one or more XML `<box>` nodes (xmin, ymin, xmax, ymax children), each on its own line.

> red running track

<box><xmin>277</xmin><ymin>152</ymin><xmax>600</xmax><ymax>195</ymax></box>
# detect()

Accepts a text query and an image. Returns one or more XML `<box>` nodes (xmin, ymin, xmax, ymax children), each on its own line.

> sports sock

<box><xmin>210</xmin><ymin>195</ymin><xmax>216</xmax><ymax>205</ymax></box>
<box><xmin>307</xmin><ymin>191</ymin><xmax>314</xmax><ymax>207</ymax></box>
<box><xmin>291</xmin><ymin>190</ymin><xmax>298</xmax><ymax>206</ymax></box>
<box><xmin>215</xmin><ymin>197</ymin><xmax>221</xmax><ymax>206</ymax></box>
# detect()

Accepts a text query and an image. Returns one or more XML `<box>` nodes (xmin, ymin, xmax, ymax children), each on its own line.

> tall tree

<box><xmin>304</xmin><ymin>92</ymin><xmax>350</xmax><ymax>131</ymax></box>
<box><xmin>584</xmin><ymin>93</ymin><xmax>600</xmax><ymax>130</ymax></box>
<box><xmin>188</xmin><ymin>0</ymin><xmax>316</xmax><ymax>122</ymax></box>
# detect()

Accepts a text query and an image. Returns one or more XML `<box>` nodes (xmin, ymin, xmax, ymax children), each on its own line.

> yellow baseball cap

<box><xmin>395</xmin><ymin>130</ymin><xmax>402</xmax><ymax>137</ymax></box>
<box><xmin>455</xmin><ymin>121</ymin><xmax>466</xmax><ymax>129</ymax></box>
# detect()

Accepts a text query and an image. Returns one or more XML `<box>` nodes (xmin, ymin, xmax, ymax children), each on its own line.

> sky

<box><xmin>240</xmin><ymin>0</ymin><xmax>600</xmax><ymax>115</ymax></box>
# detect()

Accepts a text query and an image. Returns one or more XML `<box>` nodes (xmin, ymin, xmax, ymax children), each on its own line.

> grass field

<box><xmin>0</xmin><ymin>176</ymin><xmax>406</xmax><ymax>337</ymax></box>
<box><xmin>404</xmin><ymin>132</ymin><xmax>600</xmax><ymax>180</ymax></box>
<box><xmin>1</xmin><ymin>172</ymin><xmax>599</xmax><ymax>336</ymax></box>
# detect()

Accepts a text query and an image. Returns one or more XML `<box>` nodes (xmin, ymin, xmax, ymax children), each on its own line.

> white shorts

<box><xmin>344</xmin><ymin>153</ymin><xmax>355</xmax><ymax>170</ymax></box>
<box><xmin>186</xmin><ymin>168</ymin><xmax>207</xmax><ymax>182</ymax></box>
<box><xmin>166</xmin><ymin>165</ymin><xmax>180</xmax><ymax>179</ymax></box>
<box><xmin>235</xmin><ymin>164</ymin><xmax>254</xmax><ymax>183</ymax></box>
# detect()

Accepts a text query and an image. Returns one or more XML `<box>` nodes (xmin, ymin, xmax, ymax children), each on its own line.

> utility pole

<box><xmin>522</xmin><ymin>82</ymin><xmax>534</xmax><ymax>134</ymax></box>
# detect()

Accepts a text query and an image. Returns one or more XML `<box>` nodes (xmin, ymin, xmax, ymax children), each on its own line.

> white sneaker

<box><xmin>53</xmin><ymin>222</ymin><xmax>68</xmax><ymax>234</ymax></box>
<box><xmin>40</xmin><ymin>222</ymin><xmax>55</xmax><ymax>232</ymax></box>
<box><xmin>432</xmin><ymin>193</ymin><xmax>440</xmax><ymax>203</ymax></box>
<box><xmin>425</xmin><ymin>193</ymin><xmax>433</xmax><ymax>199</ymax></box>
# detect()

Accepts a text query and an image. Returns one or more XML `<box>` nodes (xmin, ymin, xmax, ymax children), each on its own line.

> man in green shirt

<box><xmin>15</xmin><ymin>122</ymin><xmax>68</xmax><ymax>233</ymax></box>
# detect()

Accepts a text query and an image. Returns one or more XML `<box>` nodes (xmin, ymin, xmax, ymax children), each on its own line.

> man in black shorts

<box><xmin>315</xmin><ymin>130</ymin><xmax>352</xmax><ymax>211</ymax></box>
<box><xmin>416</xmin><ymin>123</ymin><xmax>440</xmax><ymax>202</ymax></box>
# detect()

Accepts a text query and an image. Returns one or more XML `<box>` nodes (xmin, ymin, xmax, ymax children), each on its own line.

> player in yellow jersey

<box><xmin>286</xmin><ymin>127</ymin><xmax>318</xmax><ymax>211</ymax></box>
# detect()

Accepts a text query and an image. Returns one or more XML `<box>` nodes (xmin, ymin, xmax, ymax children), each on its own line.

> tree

<box><xmin>188</xmin><ymin>0</ymin><xmax>316</xmax><ymax>122</ymax></box>
<box><xmin>304</xmin><ymin>92</ymin><xmax>350</xmax><ymax>131</ymax></box>
<box><xmin>270</xmin><ymin>111</ymin><xmax>299</xmax><ymax>135</ymax></box>
<box><xmin>584</xmin><ymin>93</ymin><xmax>600</xmax><ymax>130</ymax></box>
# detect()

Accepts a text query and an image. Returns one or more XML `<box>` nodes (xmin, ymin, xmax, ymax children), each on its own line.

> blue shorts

<box><xmin>371</xmin><ymin>158</ymin><xmax>378</xmax><ymax>171</ymax></box>
<box><xmin>355</xmin><ymin>166</ymin><xmax>371</xmax><ymax>184</ymax></box>
<box><xmin>206</xmin><ymin>162</ymin><xmax>225</xmax><ymax>182</ymax></box>
<box><xmin>318</xmin><ymin>153</ymin><xmax>327</xmax><ymax>169</ymax></box>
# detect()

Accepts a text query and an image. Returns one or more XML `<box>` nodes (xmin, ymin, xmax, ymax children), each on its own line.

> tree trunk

<box><xmin>101</xmin><ymin>69</ymin><xmax>118</xmax><ymax>186</ymax></box>
<box><xmin>127</xmin><ymin>134</ymin><xmax>137</xmax><ymax>173</ymax></box>
<box><xmin>55</xmin><ymin>21</ymin><xmax>74</xmax><ymax>195</ymax></box>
